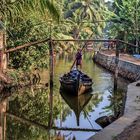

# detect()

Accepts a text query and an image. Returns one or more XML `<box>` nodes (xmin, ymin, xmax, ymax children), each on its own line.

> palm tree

<box><xmin>0</xmin><ymin>0</ymin><xmax>60</xmax><ymax>70</ymax></box>
<box><xmin>0</xmin><ymin>0</ymin><xmax>59</xmax><ymax>22</ymax></box>
<box><xmin>110</xmin><ymin>0</ymin><xmax>140</xmax><ymax>53</ymax></box>
<box><xmin>64</xmin><ymin>0</ymin><xmax>108</xmax><ymax>40</ymax></box>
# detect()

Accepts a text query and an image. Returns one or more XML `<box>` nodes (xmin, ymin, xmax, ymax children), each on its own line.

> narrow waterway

<box><xmin>0</xmin><ymin>52</ymin><xmax>129</xmax><ymax>140</ymax></box>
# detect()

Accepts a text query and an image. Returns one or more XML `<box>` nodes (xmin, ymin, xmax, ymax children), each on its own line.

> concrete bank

<box><xmin>93</xmin><ymin>52</ymin><xmax>140</xmax><ymax>81</ymax></box>
<box><xmin>88</xmin><ymin>52</ymin><xmax>140</xmax><ymax>140</ymax></box>
<box><xmin>88</xmin><ymin>80</ymin><xmax>140</xmax><ymax>140</ymax></box>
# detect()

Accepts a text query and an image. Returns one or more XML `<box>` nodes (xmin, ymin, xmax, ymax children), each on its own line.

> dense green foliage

<box><xmin>0</xmin><ymin>0</ymin><xmax>111</xmax><ymax>70</ymax></box>
<box><xmin>1</xmin><ymin>0</ymin><xmax>60</xmax><ymax>70</ymax></box>
<box><xmin>108</xmin><ymin>0</ymin><xmax>140</xmax><ymax>53</ymax></box>
<box><xmin>1</xmin><ymin>0</ymin><xmax>139</xmax><ymax>69</ymax></box>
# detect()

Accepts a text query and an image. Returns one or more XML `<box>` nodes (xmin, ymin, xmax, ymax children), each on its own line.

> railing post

<box><xmin>114</xmin><ymin>40</ymin><xmax>119</xmax><ymax>92</ymax></box>
<box><xmin>49</xmin><ymin>38</ymin><xmax>54</xmax><ymax>87</ymax></box>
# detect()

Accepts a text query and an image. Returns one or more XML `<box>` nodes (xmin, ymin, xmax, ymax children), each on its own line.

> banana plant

<box><xmin>109</xmin><ymin>0</ymin><xmax>140</xmax><ymax>53</ymax></box>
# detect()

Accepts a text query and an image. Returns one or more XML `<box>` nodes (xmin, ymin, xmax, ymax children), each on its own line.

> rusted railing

<box><xmin>5</xmin><ymin>38</ymin><xmax>50</xmax><ymax>53</ymax></box>
<box><xmin>5</xmin><ymin>39</ymin><xmax>139</xmax><ymax>54</ymax></box>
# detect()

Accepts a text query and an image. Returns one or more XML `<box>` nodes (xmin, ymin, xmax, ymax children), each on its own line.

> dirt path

<box><xmin>114</xmin><ymin>116</ymin><xmax>140</xmax><ymax>140</ymax></box>
<box><xmin>101</xmin><ymin>50</ymin><xmax>140</xmax><ymax>65</ymax></box>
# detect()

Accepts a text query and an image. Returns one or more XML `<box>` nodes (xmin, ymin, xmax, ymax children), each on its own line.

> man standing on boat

<box><xmin>75</xmin><ymin>48</ymin><xmax>82</xmax><ymax>69</ymax></box>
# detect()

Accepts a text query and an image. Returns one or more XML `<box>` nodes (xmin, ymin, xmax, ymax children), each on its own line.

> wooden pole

<box><xmin>135</xmin><ymin>0</ymin><xmax>139</xmax><ymax>53</ymax></box>
<box><xmin>49</xmin><ymin>39</ymin><xmax>54</xmax><ymax>87</ymax></box>
<box><xmin>70</xmin><ymin>34</ymin><xmax>94</xmax><ymax>70</ymax></box>
<box><xmin>114</xmin><ymin>41</ymin><xmax>119</xmax><ymax>93</ymax></box>
<box><xmin>5</xmin><ymin>39</ymin><xmax>139</xmax><ymax>54</ymax></box>
<box><xmin>5</xmin><ymin>38</ymin><xmax>50</xmax><ymax>53</ymax></box>
<box><xmin>118</xmin><ymin>40</ymin><xmax>139</xmax><ymax>48</ymax></box>
<box><xmin>113</xmin><ymin>41</ymin><xmax>120</xmax><ymax>117</ymax></box>
<box><xmin>48</xmin><ymin>21</ymin><xmax>53</xmax><ymax>128</ymax></box>
<box><xmin>53</xmin><ymin>39</ymin><xmax>139</xmax><ymax>49</ymax></box>
<box><xmin>48</xmin><ymin>19</ymin><xmax>54</xmax><ymax>87</ymax></box>
<box><xmin>48</xmin><ymin>86</ymin><xmax>53</xmax><ymax>128</ymax></box>
<box><xmin>53</xmin><ymin>39</ymin><xmax>117</xmax><ymax>42</ymax></box>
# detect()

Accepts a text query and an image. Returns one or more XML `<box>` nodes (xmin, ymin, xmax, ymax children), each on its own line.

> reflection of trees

<box><xmin>8</xmin><ymin>87</ymin><xmax>50</xmax><ymax>124</ymax></box>
<box><xmin>61</xmin><ymin>103</ymin><xmax>72</xmax><ymax>122</ymax></box>
<box><xmin>83</xmin><ymin>93</ymin><xmax>103</xmax><ymax>118</ymax></box>
<box><xmin>6</xmin><ymin>86</ymin><xmax>62</xmax><ymax>139</ymax></box>
<box><xmin>6</xmin><ymin>84</ymin><xmax>75</xmax><ymax>139</ymax></box>
<box><xmin>52</xmin><ymin>92</ymin><xmax>72</xmax><ymax>122</ymax></box>
<box><xmin>103</xmin><ymin>88</ymin><xmax>126</xmax><ymax>117</ymax></box>
<box><xmin>83</xmin><ymin>53</ymin><xmax>129</xmax><ymax>118</ymax></box>
<box><xmin>102</xmin><ymin>77</ymin><xmax>129</xmax><ymax>117</ymax></box>
<box><xmin>7</xmin><ymin>116</ymin><xmax>52</xmax><ymax>140</ymax></box>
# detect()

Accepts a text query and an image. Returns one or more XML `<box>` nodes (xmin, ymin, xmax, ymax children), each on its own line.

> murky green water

<box><xmin>0</xmin><ymin>52</ymin><xmax>129</xmax><ymax>140</ymax></box>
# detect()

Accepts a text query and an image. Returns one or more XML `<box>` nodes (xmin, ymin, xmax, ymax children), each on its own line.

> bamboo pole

<box><xmin>118</xmin><ymin>40</ymin><xmax>139</xmax><ymax>48</ymax></box>
<box><xmin>53</xmin><ymin>39</ymin><xmax>139</xmax><ymax>49</ymax></box>
<box><xmin>48</xmin><ymin>21</ymin><xmax>54</xmax><ymax>128</ymax></box>
<box><xmin>53</xmin><ymin>39</ymin><xmax>117</xmax><ymax>42</ymax></box>
<box><xmin>5</xmin><ymin>38</ymin><xmax>50</xmax><ymax>53</ymax></box>
<box><xmin>114</xmin><ymin>41</ymin><xmax>119</xmax><ymax>92</ymax></box>
<box><xmin>53</xmin><ymin>39</ymin><xmax>139</xmax><ymax>48</ymax></box>
<box><xmin>70</xmin><ymin>34</ymin><xmax>94</xmax><ymax>70</ymax></box>
<box><xmin>113</xmin><ymin>41</ymin><xmax>120</xmax><ymax>117</ymax></box>
<box><xmin>48</xmin><ymin>19</ymin><xmax>54</xmax><ymax>88</ymax></box>
<box><xmin>135</xmin><ymin>0</ymin><xmax>139</xmax><ymax>53</ymax></box>
<box><xmin>48</xmin><ymin>85</ymin><xmax>53</xmax><ymax>128</ymax></box>
<box><xmin>5</xmin><ymin>39</ymin><xmax>139</xmax><ymax>54</ymax></box>
<box><xmin>49</xmin><ymin>38</ymin><xmax>54</xmax><ymax>87</ymax></box>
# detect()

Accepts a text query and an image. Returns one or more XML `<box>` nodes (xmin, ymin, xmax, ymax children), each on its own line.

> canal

<box><xmin>0</xmin><ymin>52</ymin><xmax>129</xmax><ymax>140</ymax></box>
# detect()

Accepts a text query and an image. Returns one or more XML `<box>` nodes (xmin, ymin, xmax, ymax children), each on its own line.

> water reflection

<box><xmin>0</xmin><ymin>100</ymin><xmax>7</xmax><ymax>140</ymax></box>
<box><xmin>1</xmin><ymin>85</ymin><xmax>100</xmax><ymax>140</ymax></box>
<box><xmin>60</xmin><ymin>91</ymin><xmax>93</xmax><ymax>126</ymax></box>
<box><xmin>0</xmin><ymin>53</ymin><xmax>129</xmax><ymax>140</ymax></box>
<box><xmin>48</xmin><ymin>86</ymin><xmax>53</xmax><ymax>128</ymax></box>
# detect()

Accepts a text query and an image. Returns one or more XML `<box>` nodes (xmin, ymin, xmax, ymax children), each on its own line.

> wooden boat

<box><xmin>60</xmin><ymin>91</ymin><xmax>93</xmax><ymax>126</ymax></box>
<box><xmin>59</xmin><ymin>69</ymin><xmax>93</xmax><ymax>96</ymax></box>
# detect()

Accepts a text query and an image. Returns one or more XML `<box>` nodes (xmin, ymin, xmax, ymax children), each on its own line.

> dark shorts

<box><xmin>76</xmin><ymin>59</ymin><xmax>82</xmax><ymax>65</ymax></box>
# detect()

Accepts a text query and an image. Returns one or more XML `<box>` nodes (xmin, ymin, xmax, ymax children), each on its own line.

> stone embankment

<box><xmin>88</xmin><ymin>80</ymin><xmax>140</xmax><ymax>140</ymax></box>
<box><xmin>93</xmin><ymin>51</ymin><xmax>140</xmax><ymax>81</ymax></box>
<box><xmin>88</xmin><ymin>51</ymin><xmax>140</xmax><ymax>140</ymax></box>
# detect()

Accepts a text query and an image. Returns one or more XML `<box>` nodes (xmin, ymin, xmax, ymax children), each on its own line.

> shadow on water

<box><xmin>0</xmin><ymin>52</ymin><xmax>130</xmax><ymax>140</ymax></box>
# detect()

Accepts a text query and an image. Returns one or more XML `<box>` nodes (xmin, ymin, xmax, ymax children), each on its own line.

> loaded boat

<box><xmin>59</xmin><ymin>69</ymin><xmax>93</xmax><ymax>96</ymax></box>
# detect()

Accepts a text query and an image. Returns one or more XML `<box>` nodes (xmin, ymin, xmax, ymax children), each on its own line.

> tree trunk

<box><xmin>0</xmin><ymin>31</ymin><xmax>7</xmax><ymax>71</ymax></box>
<box><xmin>0</xmin><ymin>100</ymin><xmax>7</xmax><ymax>140</ymax></box>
